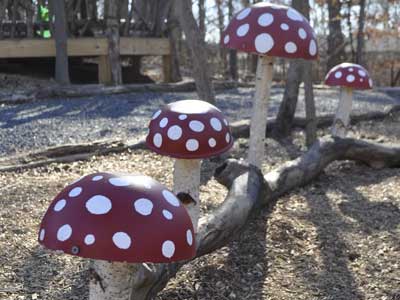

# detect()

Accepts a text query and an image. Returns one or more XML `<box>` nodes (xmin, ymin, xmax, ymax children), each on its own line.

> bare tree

<box><xmin>53</xmin><ymin>0</ymin><xmax>70</xmax><ymax>84</ymax></box>
<box><xmin>105</xmin><ymin>0</ymin><xmax>122</xmax><ymax>85</ymax></box>
<box><xmin>356</xmin><ymin>0</ymin><xmax>366</xmax><ymax>65</ymax></box>
<box><xmin>227</xmin><ymin>0</ymin><xmax>238</xmax><ymax>80</ymax></box>
<box><xmin>167</xmin><ymin>0</ymin><xmax>183</xmax><ymax>82</ymax></box>
<box><xmin>327</xmin><ymin>0</ymin><xmax>346</xmax><ymax>71</ymax></box>
<box><xmin>198</xmin><ymin>0</ymin><xmax>206</xmax><ymax>40</ymax></box>
<box><xmin>175</xmin><ymin>0</ymin><xmax>215</xmax><ymax>103</ymax></box>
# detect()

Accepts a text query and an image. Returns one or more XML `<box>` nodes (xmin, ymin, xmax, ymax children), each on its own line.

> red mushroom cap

<box><xmin>221</xmin><ymin>2</ymin><xmax>318</xmax><ymax>60</ymax></box>
<box><xmin>325</xmin><ymin>63</ymin><xmax>373</xmax><ymax>90</ymax></box>
<box><xmin>38</xmin><ymin>173</ymin><xmax>196</xmax><ymax>263</ymax></box>
<box><xmin>146</xmin><ymin>100</ymin><xmax>233</xmax><ymax>159</ymax></box>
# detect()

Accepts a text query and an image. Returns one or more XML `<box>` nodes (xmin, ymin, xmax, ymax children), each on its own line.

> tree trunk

<box><xmin>346</xmin><ymin>0</ymin><xmax>355</xmax><ymax>62</ymax></box>
<box><xmin>176</xmin><ymin>0</ymin><xmax>215</xmax><ymax>103</ymax></box>
<box><xmin>303</xmin><ymin>62</ymin><xmax>317</xmax><ymax>147</ymax></box>
<box><xmin>216</xmin><ymin>0</ymin><xmax>227</xmax><ymax>78</ymax></box>
<box><xmin>126</xmin><ymin>137</ymin><xmax>400</xmax><ymax>298</ymax></box>
<box><xmin>0</xmin><ymin>0</ymin><xmax>9</xmax><ymax>39</ymax></box>
<box><xmin>105</xmin><ymin>0</ymin><xmax>122</xmax><ymax>85</ymax></box>
<box><xmin>356</xmin><ymin>0</ymin><xmax>366</xmax><ymax>65</ymax></box>
<box><xmin>228</xmin><ymin>0</ymin><xmax>238</xmax><ymax>80</ymax></box>
<box><xmin>53</xmin><ymin>0</ymin><xmax>70</xmax><ymax>84</ymax></box>
<box><xmin>198</xmin><ymin>0</ymin><xmax>206</xmax><ymax>40</ymax></box>
<box><xmin>327</xmin><ymin>0</ymin><xmax>346</xmax><ymax>71</ymax></box>
<box><xmin>167</xmin><ymin>0</ymin><xmax>182</xmax><ymax>82</ymax></box>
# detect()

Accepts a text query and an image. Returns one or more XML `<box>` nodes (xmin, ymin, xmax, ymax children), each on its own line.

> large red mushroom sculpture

<box><xmin>325</xmin><ymin>62</ymin><xmax>373</xmax><ymax>137</ymax></box>
<box><xmin>146</xmin><ymin>100</ymin><xmax>233</xmax><ymax>231</ymax></box>
<box><xmin>38</xmin><ymin>173</ymin><xmax>195</xmax><ymax>300</ymax></box>
<box><xmin>221</xmin><ymin>2</ymin><xmax>318</xmax><ymax>168</ymax></box>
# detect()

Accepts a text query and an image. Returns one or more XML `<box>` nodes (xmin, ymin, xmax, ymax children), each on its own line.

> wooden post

<box><xmin>105</xmin><ymin>0</ymin><xmax>122</xmax><ymax>85</ymax></box>
<box><xmin>162</xmin><ymin>55</ymin><xmax>172</xmax><ymax>83</ymax></box>
<box><xmin>98</xmin><ymin>55</ymin><xmax>112</xmax><ymax>84</ymax></box>
<box><xmin>53</xmin><ymin>0</ymin><xmax>70</xmax><ymax>84</ymax></box>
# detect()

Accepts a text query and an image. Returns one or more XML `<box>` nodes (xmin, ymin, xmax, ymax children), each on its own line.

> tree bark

<box><xmin>227</xmin><ymin>0</ymin><xmax>238</xmax><ymax>81</ymax></box>
<box><xmin>216</xmin><ymin>0</ymin><xmax>227</xmax><ymax>78</ymax></box>
<box><xmin>53</xmin><ymin>0</ymin><xmax>70</xmax><ymax>84</ymax></box>
<box><xmin>198</xmin><ymin>0</ymin><xmax>206</xmax><ymax>40</ymax></box>
<box><xmin>327</xmin><ymin>0</ymin><xmax>346</xmax><ymax>71</ymax></box>
<box><xmin>0</xmin><ymin>0</ymin><xmax>9</xmax><ymax>39</ymax></box>
<box><xmin>356</xmin><ymin>0</ymin><xmax>366</xmax><ymax>65</ymax></box>
<box><xmin>105</xmin><ymin>0</ymin><xmax>122</xmax><ymax>85</ymax></box>
<box><xmin>126</xmin><ymin>136</ymin><xmax>400</xmax><ymax>299</ymax></box>
<box><xmin>303</xmin><ymin>62</ymin><xmax>317</xmax><ymax>147</ymax></box>
<box><xmin>175</xmin><ymin>0</ymin><xmax>215</xmax><ymax>103</ymax></box>
<box><xmin>166</xmin><ymin>0</ymin><xmax>182</xmax><ymax>82</ymax></box>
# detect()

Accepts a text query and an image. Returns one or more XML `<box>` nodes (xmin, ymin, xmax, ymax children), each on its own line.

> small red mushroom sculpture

<box><xmin>38</xmin><ymin>173</ymin><xmax>195</xmax><ymax>300</ymax></box>
<box><xmin>221</xmin><ymin>2</ymin><xmax>318</xmax><ymax>168</ymax></box>
<box><xmin>325</xmin><ymin>62</ymin><xmax>373</xmax><ymax>137</ymax></box>
<box><xmin>146</xmin><ymin>100</ymin><xmax>233</xmax><ymax>231</ymax></box>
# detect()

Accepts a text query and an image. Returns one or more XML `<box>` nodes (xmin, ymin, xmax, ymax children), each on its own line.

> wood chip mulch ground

<box><xmin>0</xmin><ymin>113</ymin><xmax>399</xmax><ymax>300</ymax></box>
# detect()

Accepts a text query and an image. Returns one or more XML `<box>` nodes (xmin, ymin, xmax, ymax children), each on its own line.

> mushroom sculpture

<box><xmin>221</xmin><ymin>2</ymin><xmax>318</xmax><ymax>168</ymax></box>
<box><xmin>146</xmin><ymin>100</ymin><xmax>233</xmax><ymax>230</ymax></box>
<box><xmin>325</xmin><ymin>63</ymin><xmax>373</xmax><ymax>137</ymax></box>
<box><xmin>38</xmin><ymin>173</ymin><xmax>195</xmax><ymax>300</ymax></box>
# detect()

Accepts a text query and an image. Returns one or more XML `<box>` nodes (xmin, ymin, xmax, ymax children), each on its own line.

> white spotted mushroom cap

<box><xmin>221</xmin><ymin>2</ymin><xmax>318</xmax><ymax>59</ymax></box>
<box><xmin>146</xmin><ymin>100</ymin><xmax>233</xmax><ymax>159</ymax></box>
<box><xmin>38</xmin><ymin>173</ymin><xmax>196</xmax><ymax>263</ymax></box>
<box><xmin>325</xmin><ymin>63</ymin><xmax>373</xmax><ymax>90</ymax></box>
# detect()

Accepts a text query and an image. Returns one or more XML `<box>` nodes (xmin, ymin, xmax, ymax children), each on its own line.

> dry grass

<box><xmin>0</xmin><ymin>114</ymin><xmax>399</xmax><ymax>300</ymax></box>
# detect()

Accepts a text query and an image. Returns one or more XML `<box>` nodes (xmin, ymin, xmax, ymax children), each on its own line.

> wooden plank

<box><xmin>0</xmin><ymin>38</ymin><xmax>108</xmax><ymax>57</ymax></box>
<box><xmin>0</xmin><ymin>37</ymin><xmax>171</xmax><ymax>58</ymax></box>
<box><xmin>98</xmin><ymin>55</ymin><xmax>113</xmax><ymax>85</ymax></box>
<box><xmin>120</xmin><ymin>37</ymin><xmax>170</xmax><ymax>56</ymax></box>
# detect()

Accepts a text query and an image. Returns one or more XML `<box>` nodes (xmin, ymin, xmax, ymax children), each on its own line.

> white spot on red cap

<box><xmin>159</xmin><ymin>117</ymin><xmax>168</xmax><ymax>128</ymax></box>
<box><xmin>210</xmin><ymin>118</ymin><xmax>222</xmax><ymax>131</ymax></box>
<box><xmin>134</xmin><ymin>198</ymin><xmax>153</xmax><ymax>216</ymax></box>
<box><xmin>54</xmin><ymin>199</ymin><xmax>66</xmax><ymax>212</ymax></box>
<box><xmin>358</xmin><ymin>70</ymin><xmax>366</xmax><ymax>77</ymax></box>
<box><xmin>189</xmin><ymin>120</ymin><xmax>205</xmax><ymax>132</ymax></box>
<box><xmin>309</xmin><ymin>40</ymin><xmax>317</xmax><ymax>56</ymax></box>
<box><xmin>112</xmin><ymin>232</ymin><xmax>131</xmax><ymax>249</ymax></box>
<box><xmin>237</xmin><ymin>8</ymin><xmax>251</xmax><ymax>20</ymax></box>
<box><xmin>109</xmin><ymin>176</ymin><xmax>133</xmax><ymax>186</ymax></box>
<box><xmin>298</xmin><ymin>28</ymin><xmax>307</xmax><ymax>39</ymax></box>
<box><xmin>285</xmin><ymin>42</ymin><xmax>297</xmax><ymax>53</ymax></box>
<box><xmin>153</xmin><ymin>133</ymin><xmax>162</xmax><ymax>148</ymax></box>
<box><xmin>258</xmin><ymin>13</ymin><xmax>274</xmax><ymax>27</ymax></box>
<box><xmin>226</xmin><ymin>133</ymin><xmax>231</xmax><ymax>143</ymax></box>
<box><xmin>86</xmin><ymin>195</ymin><xmax>112</xmax><ymax>215</ymax></box>
<box><xmin>237</xmin><ymin>23</ymin><xmax>250</xmax><ymax>37</ymax></box>
<box><xmin>335</xmin><ymin>71</ymin><xmax>342</xmax><ymax>79</ymax></box>
<box><xmin>186</xmin><ymin>139</ymin><xmax>199</xmax><ymax>151</ymax></box>
<box><xmin>57</xmin><ymin>224</ymin><xmax>72</xmax><ymax>242</ymax></box>
<box><xmin>162</xmin><ymin>240</ymin><xmax>175</xmax><ymax>258</ymax></box>
<box><xmin>208</xmin><ymin>138</ymin><xmax>217</xmax><ymax>148</ymax></box>
<box><xmin>162</xmin><ymin>190</ymin><xmax>180</xmax><ymax>207</ymax></box>
<box><xmin>92</xmin><ymin>175</ymin><xmax>103</xmax><ymax>181</ymax></box>
<box><xmin>162</xmin><ymin>209</ymin><xmax>173</xmax><ymax>220</ymax></box>
<box><xmin>39</xmin><ymin>229</ymin><xmax>45</xmax><ymax>241</ymax></box>
<box><xmin>186</xmin><ymin>230</ymin><xmax>193</xmax><ymax>246</ymax></box>
<box><xmin>69</xmin><ymin>187</ymin><xmax>82</xmax><ymax>197</ymax></box>
<box><xmin>179</xmin><ymin>114</ymin><xmax>188</xmax><ymax>120</ymax></box>
<box><xmin>167</xmin><ymin>125</ymin><xmax>183</xmax><ymax>140</ymax></box>
<box><xmin>84</xmin><ymin>234</ymin><xmax>95</xmax><ymax>245</ymax></box>
<box><xmin>152</xmin><ymin>110</ymin><xmax>162</xmax><ymax>120</ymax></box>
<box><xmin>349</xmin><ymin>68</ymin><xmax>354</xmax><ymax>72</ymax></box>
<box><xmin>255</xmin><ymin>33</ymin><xmax>274</xmax><ymax>54</ymax></box>
<box><xmin>224</xmin><ymin>35</ymin><xmax>230</xmax><ymax>44</ymax></box>
<box><xmin>287</xmin><ymin>8</ymin><xmax>303</xmax><ymax>21</ymax></box>
<box><xmin>280</xmin><ymin>23</ymin><xmax>289</xmax><ymax>31</ymax></box>
<box><xmin>346</xmin><ymin>75</ymin><xmax>355</xmax><ymax>83</ymax></box>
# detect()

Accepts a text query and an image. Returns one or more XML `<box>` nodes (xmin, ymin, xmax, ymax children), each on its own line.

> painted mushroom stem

<box><xmin>173</xmin><ymin>159</ymin><xmax>201</xmax><ymax>230</ymax></box>
<box><xmin>248</xmin><ymin>55</ymin><xmax>274</xmax><ymax>168</ymax></box>
<box><xmin>332</xmin><ymin>87</ymin><xmax>353</xmax><ymax>137</ymax></box>
<box><xmin>89</xmin><ymin>261</ymin><xmax>138</xmax><ymax>300</ymax></box>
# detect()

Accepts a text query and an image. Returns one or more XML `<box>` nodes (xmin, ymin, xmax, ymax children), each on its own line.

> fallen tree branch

<box><xmin>123</xmin><ymin>136</ymin><xmax>400</xmax><ymax>299</ymax></box>
<box><xmin>230</xmin><ymin>105</ymin><xmax>400</xmax><ymax>139</ymax></box>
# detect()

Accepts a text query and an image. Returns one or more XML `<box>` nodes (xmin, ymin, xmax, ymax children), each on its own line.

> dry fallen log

<box><xmin>230</xmin><ymin>104</ymin><xmax>400</xmax><ymax>139</ymax></box>
<box><xmin>121</xmin><ymin>136</ymin><xmax>400</xmax><ymax>299</ymax></box>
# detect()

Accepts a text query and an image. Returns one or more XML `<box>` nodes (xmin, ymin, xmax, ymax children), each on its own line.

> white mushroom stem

<box><xmin>248</xmin><ymin>55</ymin><xmax>274</xmax><ymax>169</ymax></box>
<box><xmin>332</xmin><ymin>87</ymin><xmax>353</xmax><ymax>138</ymax></box>
<box><xmin>89</xmin><ymin>260</ymin><xmax>138</xmax><ymax>300</ymax></box>
<box><xmin>173</xmin><ymin>159</ymin><xmax>201</xmax><ymax>231</ymax></box>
